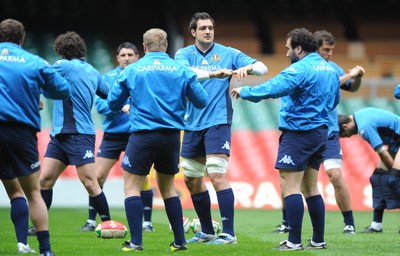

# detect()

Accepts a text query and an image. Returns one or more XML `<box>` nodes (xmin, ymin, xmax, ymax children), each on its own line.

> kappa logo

<box><xmin>83</xmin><ymin>150</ymin><xmax>94</xmax><ymax>159</ymax></box>
<box><xmin>278</xmin><ymin>155</ymin><xmax>295</xmax><ymax>165</ymax></box>
<box><xmin>221</xmin><ymin>141</ymin><xmax>230</xmax><ymax>150</ymax></box>
<box><xmin>122</xmin><ymin>155</ymin><xmax>132</xmax><ymax>167</ymax></box>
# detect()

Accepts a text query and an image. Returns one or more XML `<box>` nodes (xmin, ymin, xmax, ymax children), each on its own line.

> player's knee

<box><xmin>181</xmin><ymin>158</ymin><xmax>206</xmax><ymax>178</ymax></box>
<box><xmin>206</xmin><ymin>156</ymin><xmax>228</xmax><ymax>174</ymax></box>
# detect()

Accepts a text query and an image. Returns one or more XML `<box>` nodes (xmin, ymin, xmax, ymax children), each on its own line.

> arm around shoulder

<box><xmin>40</xmin><ymin>66</ymin><xmax>71</xmax><ymax>99</ymax></box>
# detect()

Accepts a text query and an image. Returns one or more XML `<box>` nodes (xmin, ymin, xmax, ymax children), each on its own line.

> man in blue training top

<box><xmin>108</xmin><ymin>28</ymin><xmax>209</xmax><ymax>252</ymax></box>
<box><xmin>232</xmin><ymin>28</ymin><xmax>340</xmax><ymax>251</ymax></box>
<box><xmin>274</xmin><ymin>30</ymin><xmax>366</xmax><ymax>235</ymax></box>
<box><xmin>338</xmin><ymin>107</ymin><xmax>400</xmax><ymax>233</ymax></box>
<box><xmin>0</xmin><ymin>18</ymin><xmax>70</xmax><ymax>256</ymax></box>
<box><xmin>81</xmin><ymin>42</ymin><xmax>155</xmax><ymax>233</ymax></box>
<box><xmin>36</xmin><ymin>32</ymin><xmax>111</xmax><ymax>229</ymax></box>
<box><xmin>174</xmin><ymin>12</ymin><xmax>268</xmax><ymax>245</ymax></box>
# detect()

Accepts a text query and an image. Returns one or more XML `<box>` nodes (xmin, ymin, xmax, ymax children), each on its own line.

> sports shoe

<box><xmin>169</xmin><ymin>242</ymin><xmax>187</xmax><ymax>252</ymax></box>
<box><xmin>305</xmin><ymin>241</ymin><xmax>327</xmax><ymax>249</ymax></box>
<box><xmin>361</xmin><ymin>226</ymin><xmax>382</xmax><ymax>233</ymax></box>
<box><xmin>17</xmin><ymin>243</ymin><xmax>36</xmax><ymax>254</ymax></box>
<box><xmin>121</xmin><ymin>241</ymin><xmax>143</xmax><ymax>251</ymax></box>
<box><xmin>206</xmin><ymin>233</ymin><xmax>237</xmax><ymax>245</ymax></box>
<box><xmin>343</xmin><ymin>225</ymin><xmax>356</xmax><ymax>234</ymax></box>
<box><xmin>272</xmin><ymin>240</ymin><xmax>303</xmax><ymax>251</ymax></box>
<box><xmin>39</xmin><ymin>252</ymin><xmax>55</xmax><ymax>256</ymax></box>
<box><xmin>80</xmin><ymin>222</ymin><xmax>95</xmax><ymax>232</ymax></box>
<box><xmin>186</xmin><ymin>232</ymin><xmax>216</xmax><ymax>243</ymax></box>
<box><xmin>272</xmin><ymin>224</ymin><xmax>289</xmax><ymax>233</ymax></box>
<box><xmin>27</xmin><ymin>226</ymin><xmax>36</xmax><ymax>236</ymax></box>
<box><xmin>143</xmin><ymin>223</ymin><xmax>155</xmax><ymax>232</ymax></box>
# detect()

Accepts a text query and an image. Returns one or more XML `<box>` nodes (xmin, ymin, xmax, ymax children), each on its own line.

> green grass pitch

<box><xmin>0</xmin><ymin>208</ymin><xmax>398</xmax><ymax>255</ymax></box>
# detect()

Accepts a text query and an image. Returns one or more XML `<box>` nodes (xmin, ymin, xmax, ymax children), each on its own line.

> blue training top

<box><xmin>108</xmin><ymin>51</ymin><xmax>209</xmax><ymax>131</ymax></box>
<box><xmin>327</xmin><ymin>61</ymin><xmax>351</xmax><ymax>135</ymax></box>
<box><xmin>0</xmin><ymin>42</ymin><xmax>70</xmax><ymax>131</ymax></box>
<box><xmin>95</xmin><ymin>66</ymin><xmax>132</xmax><ymax>133</ymax></box>
<box><xmin>175</xmin><ymin>43</ymin><xmax>257</xmax><ymax>131</ymax></box>
<box><xmin>354</xmin><ymin>107</ymin><xmax>400</xmax><ymax>153</ymax></box>
<box><xmin>240</xmin><ymin>52</ymin><xmax>340</xmax><ymax>131</ymax></box>
<box><xmin>51</xmin><ymin>58</ymin><xmax>109</xmax><ymax>136</ymax></box>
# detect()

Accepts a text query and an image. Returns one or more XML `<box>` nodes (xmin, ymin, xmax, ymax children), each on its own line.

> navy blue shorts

<box><xmin>45</xmin><ymin>134</ymin><xmax>96</xmax><ymax>166</ymax></box>
<box><xmin>97</xmin><ymin>133</ymin><xmax>130</xmax><ymax>159</ymax></box>
<box><xmin>322</xmin><ymin>131</ymin><xmax>342</xmax><ymax>161</ymax></box>
<box><xmin>0</xmin><ymin>123</ymin><xmax>40</xmax><ymax>179</ymax></box>
<box><xmin>122</xmin><ymin>129</ymin><xmax>180</xmax><ymax>175</ymax></box>
<box><xmin>370</xmin><ymin>169</ymin><xmax>400</xmax><ymax>210</ymax></box>
<box><xmin>181</xmin><ymin>124</ymin><xmax>231</xmax><ymax>158</ymax></box>
<box><xmin>275</xmin><ymin>126</ymin><xmax>328</xmax><ymax>171</ymax></box>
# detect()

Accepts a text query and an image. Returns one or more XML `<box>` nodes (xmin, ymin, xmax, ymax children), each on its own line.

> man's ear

<box><xmin>190</xmin><ymin>29</ymin><xmax>196</xmax><ymax>38</ymax></box>
<box><xmin>296</xmin><ymin>45</ymin><xmax>302</xmax><ymax>54</ymax></box>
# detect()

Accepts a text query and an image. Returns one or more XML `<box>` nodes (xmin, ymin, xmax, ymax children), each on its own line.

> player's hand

<box><xmin>349</xmin><ymin>65</ymin><xmax>365</xmax><ymax>77</ymax></box>
<box><xmin>210</xmin><ymin>68</ymin><xmax>233</xmax><ymax>79</ymax></box>
<box><xmin>231</xmin><ymin>87</ymin><xmax>242</xmax><ymax>99</ymax></box>
<box><xmin>122</xmin><ymin>104</ymin><xmax>130</xmax><ymax>114</ymax></box>
<box><xmin>233</xmin><ymin>65</ymin><xmax>253</xmax><ymax>82</ymax></box>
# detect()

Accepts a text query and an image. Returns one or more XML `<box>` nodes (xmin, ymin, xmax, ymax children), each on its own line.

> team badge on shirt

<box><xmin>210</xmin><ymin>54</ymin><xmax>220</xmax><ymax>62</ymax></box>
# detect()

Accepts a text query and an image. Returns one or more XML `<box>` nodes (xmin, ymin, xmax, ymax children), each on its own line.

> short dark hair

<box><xmin>0</xmin><ymin>18</ymin><xmax>25</xmax><ymax>44</ymax></box>
<box><xmin>53</xmin><ymin>31</ymin><xmax>86</xmax><ymax>60</ymax></box>
<box><xmin>189</xmin><ymin>12</ymin><xmax>215</xmax><ymax>32</ymax></box>
<box><xmin>338</xmin><ymin>114</ymin><xmax>351</xmax><ymax>135</ymax></box>
<box><xmin>117</xmin><ymin>42</ymin><xmax>138</xmax><ymax>55</ymax></box>
<box><xmin>314</xmin><ymin>30</ymin><xmax>336</xmax><ymax>47</ymax></box>
<box><xmin>287</xmin><ymin>28</ymin><xmax>318</xmax><ymax>53</ymax></box>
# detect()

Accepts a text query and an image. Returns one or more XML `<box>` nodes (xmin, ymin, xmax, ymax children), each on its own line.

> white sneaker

<box><xmin>17</xmin><ymin>243</ymin><xmax>36</xmax><ymax>254</ymax></box>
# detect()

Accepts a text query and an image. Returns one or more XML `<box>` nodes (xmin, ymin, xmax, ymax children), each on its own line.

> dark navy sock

<box><xmin>40</xmin><ymin>189</ymin><xmax>53</xmax><ymax>210</ymax></box>
<box><xmin>91</xmin><ymin>191</ymin><xmax>110</xmax><ymax>221</ymax></box>
<box><xmin>342</xmin><ymin>210</ymin><xmax>355</xmax><ymax>227</ymax></box>
<box><xmin>216</xmin><ymin>188</ymin><xmax>235</xmax><ymax>236</ymax></box>
<box><xmin>141</xmin><ymin>189</ymin><xmax>153</xmax><ymax>222</ymax></box>
<box><xmin>285</xmin><ymin>194</ymin><xmax>304</xmax><ymax>244</ymax></box>
<box><xmin>88</xmin><ymin>196</ymin><xmax>97</xmax><ymax>221</ymax></box>
<box><xmin>10</xmin><ymin>197</ymin><xmax>29</xmax><ymax>244</ymax></box>
<box><xmin>282</xmin><ymin>208</ymin><xmax>288</xmax><ymax>226</ymax></box>
<box><xmin>191</xmin><ymin>191</ymin><xmax>214</xmax><ymax>234</ymax></box>
<box><xmin>164</xmin><ymin>196</ymin><xmax>185</xmax><ymax>246</ymax></box>
<box><xmin>306</xmin><ymin>195</ymin><xmax>325</xmax><ymax>243</ymax></box>
<box><xmin>373</xmin><ymin>208</ymin><xmax>384</xmax><ymax>222</ymax></box>
<box><xmin>36</xmin><ymin>230</ymin><xmax>51</xmax><ymax>254</ymax></box>
<box><xmin>125</xmin><ymin>196</ymin><xmax>143</xmax><ymax>245</ymax></box>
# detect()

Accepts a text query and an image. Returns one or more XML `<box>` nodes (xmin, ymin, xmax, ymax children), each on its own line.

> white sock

<box><xmin>87</xmin><ymin>219</ymin><xmax>96</xmax><ymax>226</ymax></box>
<box><xmin>311</xmin><ymin>240</ymin><xmax>326</xmax><ymax>246</ymax></box>
<box><xmin>143</xmin><ymin>221</ymin><xmax>151</xmax><ymax>227</ymax></box>
<box><xmin>371</xmin><ymin>221</ymin><xmax>382</xmax><ymax>230</ymax></box>
<box><xmin>287</xmin><ymin>240</ymin><xmax>301</xmax><ymax>248</ymax></box>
